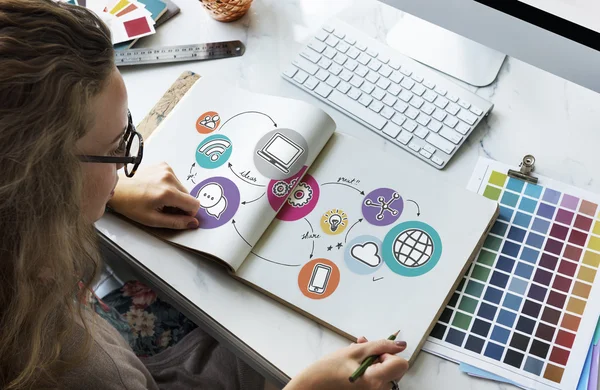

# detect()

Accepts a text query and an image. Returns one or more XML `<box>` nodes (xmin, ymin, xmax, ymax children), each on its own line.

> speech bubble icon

<box><xmin>205</xmin><ymin>197</ymin><xmax>227</xmax><ymax>219</ymax></box>
<box><xmin>350</xmin><ymin>242</ymin><xmax>381</xmax><ymax>267</ymax></box>
<box><xmin>197</xmin><ymin>183</ymin><xmax>223</xmax><ymax>208</ymax></box>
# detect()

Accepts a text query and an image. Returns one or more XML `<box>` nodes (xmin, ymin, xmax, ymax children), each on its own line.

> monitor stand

<box><xmin>386</xmin><ymin>13</ymin><xmax>506</xmax><ymax>87</ymax></box>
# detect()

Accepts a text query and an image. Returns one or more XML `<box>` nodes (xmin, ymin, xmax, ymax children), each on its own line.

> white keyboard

<box><xmin>282</xmin><ymin>19</ymin><xmax>494</xmax><ymax>169</ymax></box>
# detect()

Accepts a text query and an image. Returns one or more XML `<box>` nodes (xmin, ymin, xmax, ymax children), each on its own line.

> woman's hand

<box><xmin>285</xmin><ymin>336</ymin><xmax>409</xmax><ymax>390</ymax></box>
<box><xmin>108</xmin><ymin>163</ymin><xmax>201</xmax><ymax>230</ymax></box>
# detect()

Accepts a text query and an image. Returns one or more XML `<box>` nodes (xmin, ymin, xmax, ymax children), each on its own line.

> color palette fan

<box><xmin>424</xmin><ymin>157</ymin><xmax>600</xmax><ymax>390</ymax></box>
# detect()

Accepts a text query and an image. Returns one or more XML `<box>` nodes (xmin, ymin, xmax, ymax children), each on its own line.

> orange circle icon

<box><xmin>298</xmin><ymin>258</ymin><xmax>340</xmax><ymax>300</ymax></box>
<box><xmin>196</xmin><ymin>111</ymin><xmax>221</xmax><ymax>134</ymax></box>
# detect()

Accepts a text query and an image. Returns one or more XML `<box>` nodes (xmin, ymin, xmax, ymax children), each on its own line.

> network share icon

<box><xmin>195</xmin><ymin>134</ymin><xmax>233</xmax><ymax>169</ymax></box>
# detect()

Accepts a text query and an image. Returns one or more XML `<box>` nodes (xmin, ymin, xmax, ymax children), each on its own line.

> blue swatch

<box><xmin>503</xmin><ymin>293</ymin><xmax>522</xmax><ymax>311</ymax></box>
<box><xmin>501</xmin><ymin>241</ymin><xmax>521</xmax><ymax>257</ymax></box>
<box><xmin>446</xmin><ymin>328</ymin><xmax>466</xmax><ymax>347</ymax></box>
<box><xmin>484</xmin><ymin>287</ymin><xmax>503</xmax><ymax>305</ymax></box>
<box><xmin>525</xmin><ymin>232</ymin><xmax>545</xmax><ymax>249</ymax></box>
<box><xmin>524</xmin><ymin>356</ymin><xmax>544</xmax><ymax>376</ymax></box>
<box><xmin>497</xmin><ymin>309</ymin><xmax>516</xmax><ymax>327</ymax></box>
<box><xmin>497</xmin><ymin>256</ymin><xmax>515</xmax><ymax>273</ymax></box>
<box><xmin>531</xmin><ymin>217</ymin><xmax>550</xmax><ymax>234</ymax></box>
<box><xmin>537</xmin><ymin>203</ymin><xmax>556</xmax><ymax>219</ymax></box>
<box><xmin>491</xmin><ymin>326</ymin><xmax>510</xmax><ymax>344</ymax></box>
<box><xmin>543</xmin><ymin>188</ymin><xmax>561</xmax><ymax>205</ymax></box>
<box><xmin>525</xmin><ymin>183</ymin><xmax>543</xmax><ymax>199</ymax></box>
<box><xmin>513</xmin><ymin>212</ymin><xmax>532</xmax><ymax>228</ymax></box>
<box><xmin>507</xmin><ymin>177</ymin><xmax>525</xmax><ymax>193</ymax></box>
<box><xmin>516</xmin><ymin>316</ymin><xmax>536</xmax><ymax>334</ymax></box>
<box><xmin>518</xmin><ymin>197</ymin><xmax>537</xmax><ymax>213</ymax></box>
<box><xmin>515</xmin><ymin>262</ymin><xmax>534</xmax><ymax>279</ymax></box>
<box><xmin>509</xmin><ymin>277</ymin><xmax>528</xmax><ymax>295</ymax></box>
<box><xmin>465</xmin><ymin>335</ymin><xmax>485</xmax><ymax>354</ymax></box>
<box><xmin>508</xmin><ymin>227</ymin><xmax>526</xmax><ymax>242</ymax></box>
<box><xmin>501</xmin><ymin>191</ymin><xmax>519</xmax><ymax>207</ymax></box>
<box><xmin>471</xmin><ymin>319</ymin><xmax>492</xmax><ymax>337</ymax></box>
<box><xmin>490</xmin><ymin>271</ymin><xmax>509</xmax><ymax>288</ymax></box>
<box><xmin>499</xmin><ymin>206</ymin><xmax>514</xmax><ymax>222</ymax></box>
<box><xmin>520</xmin><ymin>247</ymin><xmax>540</xmax><ymax>264</ymax></box>
<box><xmin>478</xmin><ymin>302</ymin><xmax>498</xmax><ymax>321</ymax></box>
<box><xmin>491</xmin><ymin>221</ymin><xmax>509</xmax><ymax>236</ymax></box>
<box><xmin>484</xmin><ymin>342</ymin><xmax>504</xmax><ymax>361</ymax></box>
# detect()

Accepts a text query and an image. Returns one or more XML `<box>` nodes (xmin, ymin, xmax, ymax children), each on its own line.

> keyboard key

<box><xmin>293</xmin><ymin>70</ymin><xmax>308</xmax><ymax>84</ymax></box>
<box><xmin>421</xmin><ymin>102</ymin><xmax>435</xmax><ymax>115</ymax></box>
<box><xmin>423</xmin><ymin>80</ymin><xmax>435</xmax><ymax>89</ymax></box>
<box><xmin>322</xmin><ymin>25</ymin><xmax>334</xmax><ymax>33</ymax></box>
<box><xmin>434</xmin><ymin>97</ymin><xmax>449</xmax><ymax>109</ymax></box>
<box><xmin>458</xmin><ymin>99</ymin><xmax>471</xmax><ymax>110</ymax></box>
<box><xmin>369</xmin><ymin>100</ymin><xmax>384</xmax><ymax>113</ymax></box>
<box><xmin>415</xmin><ymin>113</ymin><xmax>430</xmax><ymax>126</ymax></box>
<box><xmin>368</xmin><ymin>60</ymin><xmax>382</xmax><ymax>72</ymax></box>
<box><xmin>315</xmin><ymin>83</ymin><xmax>333</xmax><ymax>98</ymax></box>
<box><xmin>455</xmin><ymin>121</ymin><xmax>470</xmax><ymax>135</ymax></box>
<box><xmin>382</xmin><ymin>94</ymin><xmax>397</xmax><ymax>107</ymax></box>
<box><xmin>426</xmin><ymin>132</ymin><xmax>455</xmax><ymax>154</ymax></box>
<box><xmin>315</xmin><ymin>69</ymin><xmax>329</xmax><ymax>81</ymax></box>
<box><xmin>329</xmin><ymin>64</ymin><xmax>343</xmax><ymax>75</ymax></box>
<box><xmin>411</xmin><ymin>84</ymin><xmax>426</xmax><ymax>96</ymax></box>
<box><xmin>308</xmin><ymin>40</ymin><xmax>327</xmax><ymax>53</ymax></box>
<box><xmin>355</xmin><ymin>65</ymin><xmax>368</xmax><ymax>78</ymax></box>
<box><xmin>383</xmin><ymin>123</ymin><xmax>402</xmax><ymax>138</ymax></box>
<box><xmin>366</xmin><ymin>47</ymin><xmax>378</xmax><ymax>58</ymax></box>
<box><xmin>372</xmin><ymin>87</ymin><xmax>386</xmax><ymax>101</ymax></box>
<box><xmin>447</xmin><ymin>93</ymin><xmax>459</xmax><ymax>103</ymax></box>
<box><xmin>389</xmin><ymin>59</ymin><xmax>401</xmax><ymax>70</ymax></box>
<box><xmin>344</xmin><ymin>35</ymin><xmax>356</xmax><ymax>45</ymax></box>
<box><xmin>326</xmin><ymin>76</ymin><xmax>340</xmax><ymax>88</ymax></box>
<box><xmin>339</xmin><ymin>69</ymin><xmax>353</xmax><ymax>81</ymax></box>
<box><xmin>366</xmin><ymin>71</ymin><xmax>379</xmax><ymax>84</ymax></box>
<box><xmin>440</xmin><ymin>126</ymin><xmax>462</xmax><ymax>144</ymax></box>
<box><xmin>400</xmin><ymin>78</ymin><xmax>415</xmax><ymax>90</ymax></box>
<box><xmin>379</xmin><ymin>65</ymin><xmax>393</xmax><ymax>78</ymax></box>
<box><xmin>405</xmin><ymin>107</ymin><xmax>419</xmax><ymax>119</ymax></box>
<box><xmin>408</xmin><ymin>141</ymin><xmax>421</xmax><ymax>152</ymax></box>
<box><xmin>358</xmin><ymin>94</ymin><xmax>373</xmax><ymax>107</ymax></box>
<box><xmin>323</xmin><ymin>47</ymin><xmax>337</xmax><ymax>59</ymax></box>
<box><xmin>445</xmin><ymin>103</ymin><xmax>460</xmax><ymax>116</ymax></box>
<box><xmin>423</xmin><ymin>144</ymin><xmax>436</xmax><ymax>154</ymax></box>
<box><xmin>317</xmin><ymin>57</ymin><xmax>332</xmax><ymax>69</ymax></box>
<box><xmin>394</xmin><ymin>101</ymin><xmax>409</xmax><ymax>113</ymax></box>
<box><xmin>376</xmin><ymin>78</ymin><xmax>391</xmax><ymax>90</ymax></box>
<box><xmin>396</xmin><ymin>130</ymin><xmax>413</xmax><ymax>145</ymax></box>
<box><xmin>336</xmin><ymin>81</ymin><xmax>351</xmax><ymax>94</ymax></box>
<box><xmin>337</xmin><ymin>41</ymin><xmax>350</xmax><ymax>53</ymax></box>
<box><xmin>333</xmin><ymin>53</ymin><xmax>348</xmax><ymax>65</ymax></box>
<box><xmin>315</xmin><ymin>30</ymin><xmax>329</xmax><ymax>41</ymax></box>
<box><xmin>304</xmin><ymin>76</ymin><xmax>319</xmax><ymax>90</ymax></box>
<box><xmin>399</xmin><ymin>90</ymin><xmax>412</xmax><ymax>102</ymax></box>
<box><xmin>390</xmin><ymin>71</ymin><xmax>403</xmax><ymax>84</ymax></box>
<box><xmin>292</xmin><ymin>57</ymin><xmax>318</xmax><ymax>75</ymax></box>
<box><xmin>325</xmin><ymin>35</ymin><xmax>340</xmax><ymax>47</ymax></box>
<box><xmin>381</xmin><ymin>106</ymin><xmax>395</xmax><ymax>119</ymax></box>
<box><xmin>357</xmin><ymin>53</ymin><xmax>371</xmax><ymax>65</ymax></box>
<box><xmin>434</xmin><ymin>85</ymin><xmax>447</xmax><ymax>96</ymax></box>
<box><xmin>432</xmin><ymin>108</ymin><xmax>447</xmax><ymax>122</ymax></box>
<box><xmin>355</xmin><ymin>41</ymin><xmax>367</xmax><ymax>51</ymax></box>
<box><xmin>403</xmin><ymin>120</ymin><xmax>418</xmax><ymax>132</ymax></box>
<box><xmin>348</xmin><ymin>87</ymin><xmax>361</xmax><ymax>100</ymax></box>
<box><xmin>360</xmin><ymin>82</ymin><xmax>375</xmax><ymax>95</ymax></box>
<box><xmin>283</xmin><ymin>66</ymin><xmax>298</xmax><ymax>78</ymax></box>
<box><xmin>400</xmin><ymin>67</ymin><xmax>413</xmax><ymax>77</ymax></box>
<box><xmin>347</xmin><ymin>47</ymin><xmax>361</xmax><ymax>59</ymax></box>
<box><xmin>419</xmin><ymin>149</ymin><xmax>432</xmax><ymax>159</ymax></box>
<box><xmin>457</xmin><ymin>109</ymin><xmax>478</xmax><ymax>125</ymax></box>
<box><xmin>411</xmin><ymin>73</ymin><xmax>424</xmax><ymax>83</ymax></box>
<box><xmin>415</xmin><ymin>126</ymin><xmax>429</xmax><ymax>139</ymax></box>
<box><xmin>410</xmin><ymin>96</ymin><xmax>424</xmax><ymax>109</ymax></box>
<box><xmin>427</xmin><ymin>120</ymin><xmax>442</xmax><ymax>133</ymax></box>
<box><xmin>431</xmin><ymin>155</ymin><xmax>445</xmax><ymax>166</ymax></box>
<box><xmin>328</xmin><ymin>90</ymin><xmax>386</xmax><ymax>130</ymax></box>
<box><xmin>387</xmin><ymin>83</ymin><xmax>401</xmax><ymax>96</ymax></box>
<box><xmin>392</xmin><ymin>114</ymin><xmax>406</xmax><ymax>127</ymax></box>
<box><xmin>443</xmin><ymin>116</ymin><xmax>458</xmax><ymax>128</ymax></box>
<box><xmin>378</xmin><ymin>53</ymin><xmax>390</xmax><ymax>64</ymax></box>
<box><xmin>344</xmin><ymin>59</ymin><xmax>358</xmax><ymax>71</ymax></box>
<box><xmin>333</xmin><ymin>30</ymin><xmax>346</xmax><ymax>39</ymax></box>
<box><xmin>423</xmin><ymin>90</ymin><xmax>437</xmax><ymax>103</ymax></box>
<box><xmin>470</xmin><ymin>106</ymin><xmax>484</xmax><ymax>116</ymax></box>
<box><xmin>349</xmin><ymin>75</ymin><xmax>364</xmax><ymax>88</ymax></box>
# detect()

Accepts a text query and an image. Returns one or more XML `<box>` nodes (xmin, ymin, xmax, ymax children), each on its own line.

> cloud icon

<box><xmin>351</xmin><ymin>242</ymin><xmax>381</xmax><ymax>267</ymax></box>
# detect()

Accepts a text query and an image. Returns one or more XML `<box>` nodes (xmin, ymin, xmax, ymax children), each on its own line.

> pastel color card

<box><xmin>109</xmin><ymin>0</ymin><xmax>130</xmax><ymax>14</ymax></box>
<box><xmin>123</xmin><ymin>17</ymin><xmax>152</xmax><ymax>37</ymax></box>
<box><xmin>425</xmin><ymin>159</ymin><xmax>600</xmax><ymax>390</ymax></box>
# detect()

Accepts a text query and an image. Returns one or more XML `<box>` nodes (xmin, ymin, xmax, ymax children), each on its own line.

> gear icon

<box><xmin>272</xmin><ymin>181</ymin><xmax>289</xmax><ymax>197</ymax></box>
<box><xmin>288</xmin><ymin>182</ymin><xmax>313</xmax><ymax>208</ymax></box>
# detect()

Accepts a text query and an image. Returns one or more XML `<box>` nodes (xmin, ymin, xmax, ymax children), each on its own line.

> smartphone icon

<box><xmin>308</xmin><ymin>263</ymin><xmax>332</xmax><ymax>294</ymax></box>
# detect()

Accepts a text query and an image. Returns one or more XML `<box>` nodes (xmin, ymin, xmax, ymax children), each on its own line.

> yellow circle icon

<box><xmin>320</xmin><ymin>209</ymin><xmax>349</xmax><ymax>235</ymax></box>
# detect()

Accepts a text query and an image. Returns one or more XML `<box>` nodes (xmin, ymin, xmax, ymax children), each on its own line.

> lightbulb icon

<box><xmin>328</xmin><ymin>214</ymin><xmax>342</xmax><ymax>232</ymax></box>
<box><xmin>320</xmin><ymin>208</ymin><xmax>349</xmax><ymax>235</ymax></box>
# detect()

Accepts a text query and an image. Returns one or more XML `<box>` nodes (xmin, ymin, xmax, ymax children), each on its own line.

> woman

<box><xmin>0</xmin><ymin>0</ymin><xmax>409</xmax><ymax>389</ymax></box>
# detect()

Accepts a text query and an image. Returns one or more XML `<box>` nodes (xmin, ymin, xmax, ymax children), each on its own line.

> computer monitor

<box><xmin>381</xmin><ymin>0</ymin><xmax>600</xmax><ymax>93</ymax></box>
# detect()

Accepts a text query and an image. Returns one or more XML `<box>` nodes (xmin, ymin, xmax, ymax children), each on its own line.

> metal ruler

<box><xmin>114</xmin><ymin>40</ymin><xmax>245</xmax><ymax>67</ymax></box>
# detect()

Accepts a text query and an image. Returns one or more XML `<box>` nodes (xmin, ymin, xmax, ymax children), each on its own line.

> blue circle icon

<box><xmin>344</xmin><ymin>235</ymin><xmax>383</xmax><ymax>275</ymax></box>
<box><xmin>196</xmin><ymin>134</ymin><xmax>233</xmax><ymax>169</ymax></box>
<box><xmin>382</xmin><ymin>221</ymin><xmax>442</xmax><ymax>277</ymax></box>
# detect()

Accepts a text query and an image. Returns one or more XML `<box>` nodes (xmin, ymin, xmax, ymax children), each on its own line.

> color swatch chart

<box><xmin>423</xmin><ymin>158</ymin><xmax>600</xmax><ymax>390</ymax></box>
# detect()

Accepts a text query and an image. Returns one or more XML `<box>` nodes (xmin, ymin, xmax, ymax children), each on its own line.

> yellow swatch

<box><xmin>588</xmin><ymin>236</ymin><xmax>600</xmax><ymax>252</ymax></box>
<box><xmin>583</xmin><ymin>251</ymin><xmax>600</xmax><ymax>268</ymax></box>
<box><xmin>109</xmin><ymin>0</ymin><xmax>130</xmax><ymax>14</ymax></box>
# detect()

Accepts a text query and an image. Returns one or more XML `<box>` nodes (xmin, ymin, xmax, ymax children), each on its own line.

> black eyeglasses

<box><xmin>78</xmin><ymin>110</ymin><xmax>144</xmax><ymax>178</ymax></box>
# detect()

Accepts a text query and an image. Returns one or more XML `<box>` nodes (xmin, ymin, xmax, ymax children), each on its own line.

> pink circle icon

<box><xmin>267</xmin><ymin>166</ymin><xmax>307</xmax><ymax>211</ymax></box>
<box><xmin>272</xmin><ymin>173</ymin><xmax>320</xmax><ymax>222</ymax></box>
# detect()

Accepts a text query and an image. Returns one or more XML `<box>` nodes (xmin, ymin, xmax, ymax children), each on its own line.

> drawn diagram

<box><xmin>190</xmin><ymin>177</ymin><xmax>240</xmax><ymax>229</ymax></box>
<box><xmin>276</xmin><ymin>174</ymin><xmax>320</xmax><ymax>221</ymax></box>
<box><xmin>196</xmin><ymin>111</ymin><xmax>221</xmax><ymax>134</ymax></box>
<box><xmin>362</xmin><ymin>188</ymin><xmax>404</xmax><ymax>226</ymax></box>
<box><xmin>382</xmin><ymin>221</ymin><xmax>442</xmax><ymax>277</ymax></box>
<box><xmin>267</xmin><ymin>166</ymin><xmax>307</xmax><ymax>211</ymax></box>
<box><xmin>298</xmin><ymin>258</ymin><xmax>340</xmax><ymax>299</ymax></box>
<box><xmin>344</xmin><ymin>236</ymin><xmax>383</xmax><ymax>275</ymax></box>
<box><xmin>196</xmin><ymin>134</ymin><xmax>232</xmax><ymax>169</ymax></box>
<box><xmin>254</xmin><ymin>128</ymin><xmax>308</xmax><ymax>180</ymax></box>
<box><xmin>320</xmin><ymin>209</ymin><xmax>349</xmax><ymax>235</ymax></box>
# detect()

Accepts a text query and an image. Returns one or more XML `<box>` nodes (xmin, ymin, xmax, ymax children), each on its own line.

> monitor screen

<box><xmin>263</xmin><ymin>135</ymin><xmax>302</xmax><ymax>166</ymax></box>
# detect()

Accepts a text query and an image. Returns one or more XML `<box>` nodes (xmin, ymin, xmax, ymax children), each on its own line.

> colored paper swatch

<box><xmin>425</xmin><ymin>158</ymin><xmax>600</xmax><ymax>390</ymax></box>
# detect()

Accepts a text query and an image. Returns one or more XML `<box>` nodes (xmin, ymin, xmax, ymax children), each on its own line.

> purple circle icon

<box><xmin>362</xmin><ymin>188</ymin><xmax>403</xmax><ymax>226</ymax></box>
<box><xmin>190</xmin><ymin>176</ymin><xmax>240</xmax><ymax>229</ymax></box>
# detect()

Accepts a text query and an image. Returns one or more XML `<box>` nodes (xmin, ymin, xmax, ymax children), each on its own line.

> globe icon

<box><xmin>393</xmin><ymin>229</ymin><xmax>434</xmax><ymax>267</ymax></box>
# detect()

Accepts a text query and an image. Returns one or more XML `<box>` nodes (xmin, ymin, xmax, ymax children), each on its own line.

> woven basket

<box><xmin>199</xmin><ymin>0</ymin><xmax>253</xmax><ymax>22</ymax></box>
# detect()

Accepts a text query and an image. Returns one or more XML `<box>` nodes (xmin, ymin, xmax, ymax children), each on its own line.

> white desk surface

<box><xmin>97</xmin><ymin>0</ymin><xmax>600</xmax><ymax>388</ymax></box>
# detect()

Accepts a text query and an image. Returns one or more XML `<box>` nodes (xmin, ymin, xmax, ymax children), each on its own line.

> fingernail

<box><xmin>187</xmin><ymin>220</ymin><xmax>199</xmax><ymax>229</ymax></box>
<box><xmin>395</xmin><ymin>341</ymin><xmax>407</xmax><ymax>347</ymax></box>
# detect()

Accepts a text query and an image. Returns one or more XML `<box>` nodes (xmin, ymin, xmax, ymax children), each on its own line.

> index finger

<box><xmin>160</xmin><ymin>188</ymin><xmax>201</xmax><ymax>216</ymax></box>
<box><xmin>366</xmin><ymin>354</ymin><xmax>409</xmax><ymax>384</ymax></box>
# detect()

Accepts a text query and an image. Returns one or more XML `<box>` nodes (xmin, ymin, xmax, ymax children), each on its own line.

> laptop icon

<box><xmin>256</xmin><ymin>132</ymin><xmax>305</xmax><ymax>174</ymax></box>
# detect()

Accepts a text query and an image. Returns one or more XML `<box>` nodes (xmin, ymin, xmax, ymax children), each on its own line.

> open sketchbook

<box><xmin>141</xmin><ymin>77</ymin><xmax>498</xmax><ymax>363</ymax></box>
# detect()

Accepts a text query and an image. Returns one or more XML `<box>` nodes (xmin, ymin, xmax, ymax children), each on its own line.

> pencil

<box><xmin>348</xmin><ymin>330</ymin><xmax>400</xmax><ymax>383</ymax></box>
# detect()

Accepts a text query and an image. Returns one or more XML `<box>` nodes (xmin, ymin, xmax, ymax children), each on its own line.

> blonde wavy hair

<box><xmin>0</xmin><ymin>0</ymin><xmax>115</xmax><ymax>388</ymax></box>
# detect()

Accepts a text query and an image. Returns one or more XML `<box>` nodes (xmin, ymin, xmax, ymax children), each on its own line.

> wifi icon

<box><xmin>196</xmin><ymin>134</ymin><xmax>233</xmax><ymax>169</ymax></box>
